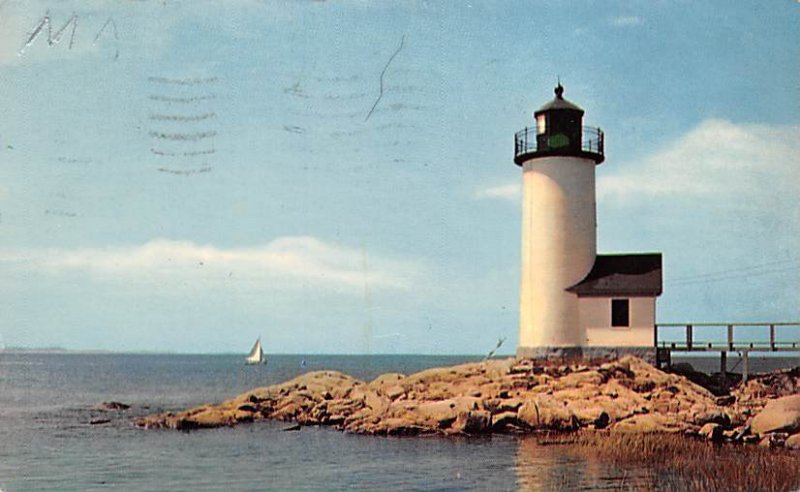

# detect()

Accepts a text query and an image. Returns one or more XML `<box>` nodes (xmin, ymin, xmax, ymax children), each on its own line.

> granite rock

<box><xmin>134</xmin><ymin>356</ymin><xmax>798</xmax><ymax>442</ymax></box>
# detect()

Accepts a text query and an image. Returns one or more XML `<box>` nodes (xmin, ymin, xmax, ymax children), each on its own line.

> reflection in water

<box><xmin>514</xmin><ymin>436</ymin><xmax>660</xmax><ymax>491</ymax></box>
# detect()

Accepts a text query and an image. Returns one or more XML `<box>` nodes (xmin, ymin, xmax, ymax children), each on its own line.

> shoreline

<box><xmin>134</xmin><ymin>356</ymin><xmax>800</xmax><ymax>450</ymax></box>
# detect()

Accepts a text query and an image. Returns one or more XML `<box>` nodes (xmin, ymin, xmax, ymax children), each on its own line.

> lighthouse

<box><xmin>514</xmin><ymin>85</ymin><xmax>663</xmax><ymax>361</ymax></box>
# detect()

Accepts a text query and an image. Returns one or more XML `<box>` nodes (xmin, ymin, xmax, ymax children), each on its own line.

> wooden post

<box><xmin>727</xmin><ymin>324</ymin><xmax>734</xmax><ymax>350</ymax></box>
<box><xmin>720</xmin><ymin>351</ymin><xmax>727</xmax><ymax>387</ymax></box>
<box><xmin>742</xmin><ymin>351</ymin><xmax>749</xmax><ymax>384</ymax></box>
<box><xmin>770</xmin><ymin>324</ymin><xmax>776</xmax><ymax>351</ymax></box>
<box><xmin>654</xmin><ymin>324</ymin><xmax>659</xmax><ymax>348</ymax></box>
<box><xmin>686</xmin><ymin>324</ymin><xmax>693</xmax><ymax>351</ymax></box>
<box><xmin>656</xmin><ymin>348</ymin><xmax>671</xmax><ymax>369</ymax></box>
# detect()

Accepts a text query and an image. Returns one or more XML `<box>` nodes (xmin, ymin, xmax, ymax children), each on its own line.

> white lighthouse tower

<box><xmin>514</xmin><ymin>84</ymin><xmax>663</xmax><ymax>361</ymax></box>
<box><xmin>514</xmin><ymin>84</ymin><xmax>605</xmax><ymax>358</ymax></box>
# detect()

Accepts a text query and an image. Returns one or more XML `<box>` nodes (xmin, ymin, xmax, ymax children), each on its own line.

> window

<box><xmin>536</xmin><ymin>114</ymin><xmax>546</xmax><ymax>135</ymax></box>
<box><xmin>611</xmin><ymin>299</ymin><xmax>630</xmax><ymax>327</ymax></box>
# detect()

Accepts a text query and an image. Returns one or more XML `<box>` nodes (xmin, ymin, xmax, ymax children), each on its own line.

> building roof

<box><xmin>535</xmin><ymin>84</ymin><xmax>584</xmax><ymax>113</ymax></box>
<box><xmin>566</xmin><ymin>253</ymin><xmax>663</xmax><ymax>297</ymax></box>
<box><xmin>536</xmin><ymin>96</ymin><xmax>583</xmax><ymax>113</ymax></box>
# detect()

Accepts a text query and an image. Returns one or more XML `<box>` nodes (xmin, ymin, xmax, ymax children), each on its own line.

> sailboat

<box><xmin>245</xmin><ymin>337</ymin><xmax>266</xmax><ymax>365</ymax></box>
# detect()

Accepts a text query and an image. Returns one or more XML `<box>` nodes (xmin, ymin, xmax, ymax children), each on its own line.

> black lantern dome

<box><xmin>514</xmin><ymin>84</ymin><xmax>604</xmax><ymax>165</ymax></box>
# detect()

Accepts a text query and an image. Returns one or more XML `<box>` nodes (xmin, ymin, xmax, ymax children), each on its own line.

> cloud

<box><xmin>472</xmin><ymin>120</ymin><xmax>799</xmax><ymax>211</ymax></box>
<box><xmin>474</xmin><ymin>183</ymin><xmax>521</xmax><ymax>202</ymax></box>
<box><xmin>608</xmin><ymin>15</ymin><xmax>643</xmax><ymax>27</ymax></box>
<box><xmin>0</xmin><ymin>237</ymin><xmax>421</xmax><ymax>292</ymax></box>
<box><xmin>598</xmin><ymin>119</ymin><xmax>800</xmax><ymax>202</ymax></box>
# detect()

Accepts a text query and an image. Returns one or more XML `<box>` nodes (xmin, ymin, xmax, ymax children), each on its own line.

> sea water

<box><xmin>0</xmin><ymin>352</ymin><xmax>796</xmax><ymax>491</ymax></box>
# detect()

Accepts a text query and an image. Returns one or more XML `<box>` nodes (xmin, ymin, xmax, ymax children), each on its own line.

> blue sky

<box><xmin>0</xmin><ymin>0</ymin><xmax>798</xmax><ymax>354</ymax></box>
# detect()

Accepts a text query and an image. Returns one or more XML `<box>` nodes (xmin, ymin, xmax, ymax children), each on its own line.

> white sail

<box><xmin>245</xmin><ymin>337</ymin><xmax>265</xmax><ymax>365</ymax></box>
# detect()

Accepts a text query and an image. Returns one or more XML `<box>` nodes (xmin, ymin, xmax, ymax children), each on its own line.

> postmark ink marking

<box><xmin>365</xmin><ymin>34</ymin><xmax>406</xmax><ymax>122</ymax></box>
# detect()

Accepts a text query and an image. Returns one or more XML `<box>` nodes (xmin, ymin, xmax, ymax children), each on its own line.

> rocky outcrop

<box><xmin>734</xmin><ymin>367</ymin><xmax>800</xmax><ymax>405</ymax></box>
<box><xmin>96</xmin><ymin>401</ymin><xmax>130</xmax><ymax>411</ymax></box>
<box><xmin>134</xmin><ymin>356</ymin><xmax>799</xmax><ymax>448</ymax></box>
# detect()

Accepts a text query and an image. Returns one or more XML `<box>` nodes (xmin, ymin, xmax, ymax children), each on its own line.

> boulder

<box><xmin>96</xmin><ymin>401</ymin><xmax>130</xmax><ymax>411</ymax></box>
<box><xmin>652</xmin><ymin>400</ymin><xmax>680</xmax><ymax>414</ymax></box>
<box><xmin>416</xmin><ymin>400</ymin><xmax>462</xmax><ymax>428</ymax></box>
<box><xmin>518</xmin><ymin>397</ymin><xmax>577</xmax><ymax>431</ymax></box>
<box><xmin>691</xmin><ymin>409</ymin><xmax>731</xmax><ymax>427</ymax></box>
<box><xmin>495</xmin><ymin>398</ymin><xmax>524</xmax><ymax>413</ymax></box>
<box><xmin>698</xmin><ymin>423</ymin><xmax>723</xmax><ymax>441</ymax></box>
<box><xmin>715</xmin><ymin>395</ymin><xmax>736</xmax><ymax>406</ymax></box>
<box><xmin>325</xmin><ymin>398</ymin><xmax>362</xmax><ymax>416</ymax></box>
<box><xmin>557</xmin><ymin>370</ymin><xmax>605</xmax><ymax>388</ymax></box>
<box><xmin>364</xmin><ymin>391</ymin><xmax>390</xmax><ymax>415</ymax></box>
<box><xmin>304</xmin><ymin>383</ymin><xmax>331</xmax><ymax>399</ymax></box>
<box><xmin>452</xmin><ymin>410</ymin><xmax>490</xmax><ymax>434</ymax></box>
<box><xmin>553</xmin><ymin>387</ymin><xmax>602</xmax><ymax>401</ymax></box>
<box><xmin>370</xmin><ymin>373</ymin><xmax>405</xmax><ymax>386</ymax></box>
<box><xmin>571</xmin><ymin>406</ymin><xmax>610</xmax><ymax>429</ymax></box>
<box><xmin>374</xmin><ymin>417</ymin><xmax>426</xmax><ymax>436</ymax></box>
<box><xmin>404</xmin><ymin>366</ymin><xmax>461</xmax><ymax>386</ymax></box>
<box><xmin>758</xmin><ymin>434</ymin><xmax>788</xmax><ymax>448</ymax></box>
<box><xmin>419</xmin><ymin>381</ymin><xmax>457</xmax><ymax>401</ymax></box>
<box><xmin>272</xmin><ymin>402</ymin><xmax>302</xmax><ymax>421</ymax></box>
<box><xmin>751</xmin><ymin>395</ymin><xmax>800</xmax><ymax>436</ymax></box>
<box><xmin>233</xmin><ymin>409</ymin><xmax>256</xmax><ymax>423</ymax></box>
<box><xmin>386</xmin><ymin>400</ymin><xmax>419</xmax><ymax>422</ymax></box>
<box><xmin>342</xmin><ymin>408</ymin><xmax>378</xmax><ymax>431</ymax></box>
<box><xmin>491</xmin><ymin>411</ymin><xmax>521</xmax><ymax>431</ymax></box>
<box><xmin>384</xmin><ymin>385</ymin><xmax>406</xmax><ymax>401</ymax></box>
<box><xmin>179</xmin><ymin>407</ymin><xmax>235</xmax><ymax>429</ymax></box>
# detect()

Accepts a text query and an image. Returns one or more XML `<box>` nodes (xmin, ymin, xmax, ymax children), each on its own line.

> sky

<box><xmin>0</xmin><ymin>0</ymin><xmax>798</xmax><ymax>354</ymax></box>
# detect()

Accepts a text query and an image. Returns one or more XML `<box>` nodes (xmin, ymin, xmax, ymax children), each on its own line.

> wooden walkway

<box><xmin>654</xmin><ymin>322</ymin><xmax>800</xmax><ymax>382</ymax></box>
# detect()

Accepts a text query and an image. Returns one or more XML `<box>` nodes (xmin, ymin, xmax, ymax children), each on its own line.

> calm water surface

<box><xmin>0</xmin><ymin>353</ymin><xmax>796</xmax><ymax>491</ymax></box>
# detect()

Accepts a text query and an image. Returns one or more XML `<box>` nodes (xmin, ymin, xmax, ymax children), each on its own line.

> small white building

<box><xmin>513</xmin><ymin>85</ymin><xmax>663</xmax><ymax>361</ymax></box>
<box><xmin>567</xmin><ymin>253</ymin><xmax>662</xmax><ymax>360</ymax></box>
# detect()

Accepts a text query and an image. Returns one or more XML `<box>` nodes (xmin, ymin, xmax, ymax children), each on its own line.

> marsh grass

<box><xmin>553</xmin><ymin>431</ymin><xmax>800</xmax><ymax>491</ymax></box>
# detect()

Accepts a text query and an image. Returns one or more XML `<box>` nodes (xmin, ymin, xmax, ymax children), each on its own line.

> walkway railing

<box><xmin>654</xmin><ymin>322</ymin><xmax>800</xmax><ymax>382</ymax></box>
<box><xmin>655</xmin><ymin>322</ymin><xmax>800</xmax><ymax>352</ymax></box>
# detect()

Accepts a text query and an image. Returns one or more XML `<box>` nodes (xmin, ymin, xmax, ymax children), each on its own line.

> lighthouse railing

<box><xmin>514</xmin><ymin>125</ymin><xmax>604</xmax><ymax>159</ymax></box>
<box><xmin>582</xmin><ymin>126</ymin><xmax>604</xmax><ymax>155</ymax></box>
